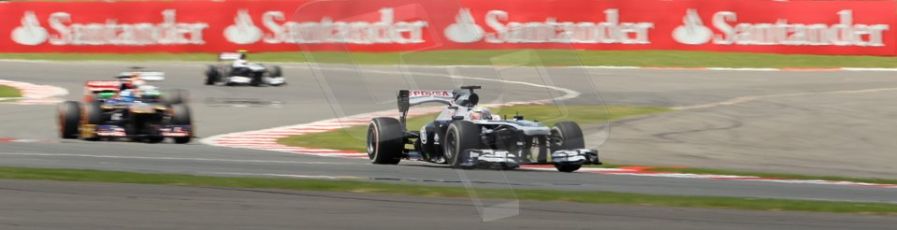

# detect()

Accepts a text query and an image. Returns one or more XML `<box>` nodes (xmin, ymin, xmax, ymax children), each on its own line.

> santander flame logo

<box><xmin>672</xmin><ymin>9</ymin><xmax>713</xmax><ymax>45</ymax></box>
<box><xmin>444</xmin><ymin>8</ymin><xmax>484</xmax><ymax>43</ymax></box>
<box><xmin>11</xmin><ymin>11</ymin><xmax>49</xmax><ymax>46</ymax></box>
<box><xmin>224</xmin><ymin>10</ymin><xmax>263</xmax><ymax>45</ymax></box>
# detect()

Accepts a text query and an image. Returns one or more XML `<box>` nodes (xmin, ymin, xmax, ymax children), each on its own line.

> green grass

<box><xmin>5</xmin><ymin>50</ymin><xmax>897</xmax><ymax>68</ymax></box>
<box><xmin>0</xmin><ymin>166</ymin><xmax>895</xmax><ymax>215</ymax></box>
<box><xmin>277</xmin><ymin>105</ymin><xmax>670</xmax><ymax>152</ymax></box>
<box><xmin>0</xmin><ymin>85</ymin><xmax>22</xmax><ymax>98</ymax></box>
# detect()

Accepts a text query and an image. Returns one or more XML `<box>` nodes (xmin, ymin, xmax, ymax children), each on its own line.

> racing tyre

<box><xmin>444</xmin><ymin>120</ymin><xmax>480</xmax><ymax>169</ymax></box>
<box><xmin>162</xmin><ymin>89</ymin><xmax>187</xmax><ymax>105</ymax></box>
<box><xmin>550</xmin><ymin>121</ymin><xmax>585</xmax><ymax>151</ymax></box>
<box><xmin>170</xmin><ymin>104</ymin><xmax>192</xmax><ymax>144</ymax></box>
<box><xmin>205</xmin><ymin>65</ymin><xmax>219</xmax><ymax>85</ymax></box>
<box><xmin>367</xmin><ymin>117</ymin><xmax>403</xmax><ymax>164</ymax></box>
<box><xmin>81</xmin><ymin>102</ymin><xmax>103</xmax><ymax>141</ymax></box>
<box><xmin>270</xmin><ymin>65</ymin><xmax>283</xmax><ymax>77</ymax></box>
<box><xmin>58</xmin><ymin>101</ymin><xmax>81</xmax><ymax>139</ymax></box>
<box><xmin>554</xmin><ymin>163</ymin><xmax>582</xmax><ymax>173</ymax></box>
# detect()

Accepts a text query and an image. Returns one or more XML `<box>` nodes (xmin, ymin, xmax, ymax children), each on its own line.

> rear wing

<box><xmin>116</xmin><ymin>71</ymin><xmax>165</xmax><ymax>81</ymax></box>
<box><xmin>84</xmin><ymin>80</ymin><xmax>120</xmax><ymax>92</ymax></box>
<box><xmin>218</xmin><ymin>52</ymin><xmax>242</xmax><ymax>61</ymax></box>
<box><xmin>397</xmin><ymin>86</ymin><xmax>481</xmax><ymax>113</ymax></box>
<box><xmin>406</xmin><ymin>90</ymin><xmax>455</xmax><ymax>106</ymax></box>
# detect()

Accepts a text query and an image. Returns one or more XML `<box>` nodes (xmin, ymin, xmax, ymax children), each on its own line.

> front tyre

<box><xmin>443</xmin><ymin>120</ymin><xmax>480</xmax><ymax>168</ymax></box>
<box><xmin>270</xmin><ymin>65</ymin><xmax>283</xmax><ymax>77</ymax></box>
<box><xmin>205</xmin><ymin>65</ymin><xmax>219</xmax><ymax>85</ymax></box>
<box><xmin>162</xmin><ymin>89</ymin><xmax>187</xmax><ymax>105</ymax></box>
<box><xmin>551</xmin><ymin>121</ymin><xmax>585</xmax><ymax>173</ymax></box>
<box><xmin>550</xmin><ymin>121</ymin><xmax>585</xmax><ymax>151</ymax></box>
<box><xmin>367</xmin><ymin>117</ymin><xmax>403</xmax><ymax>164</ymax></box>
<box><xmin>81</xmin><ymin>102</ymin><xmax>103</xmax><ymax>141</ymax></box>
<box><xmin>57</xmin><ymin>101</ymin><xmax>81</xmax><ymax>139</ymax></box>
<box><xmin>554</xmin><ymin>163</ymin><xmax>582</xmax><ymax>173</ymax></box>
<box><xmin>170</xmin><ymin>104</ymin><xmax>192</xmax><ymax>144</ymax></box>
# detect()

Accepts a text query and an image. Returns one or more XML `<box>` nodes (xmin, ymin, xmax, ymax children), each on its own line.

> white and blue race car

<box><xmin>204</xmin><ymin>52</ymin><xmax>285</xmax><ymax>87</ymax></box>
<box><xmin>366</xmin><ymin>86</ymin><xmax>600</xmax><ymax>172</ymax></box>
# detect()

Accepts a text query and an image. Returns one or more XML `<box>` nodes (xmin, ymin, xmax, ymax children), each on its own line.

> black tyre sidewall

<box><xmin>170</xmin><ymin>104</ymin><xmax>192</xmax><ymax>144</ymax></box>
<box><xmin>271</xmin><ymin>65</ymin><xmax>283</xmax><ymax>77</ymax></box>
<box><xmin>368</xmin><ymin>117</ymin><xmax>403</xmax><ymax>164</ymax></box>
<box><xmin>58</xmin><ymin>101</ymin><xmax>81</xmax><ymax>139</ymax></box>
<box><xmin>169</xmin><ymin>104</ymin><xmax>191</xmax><ymax>125</ymax></box>
<box><xmin>444</xmin><ymin>121</ymin><xmax>480</xmax><ymax>168</ymax></box>
<box><xmin>555</xmin><ymin>163</ymin><xmax>582</xmax><ymax>173</ymax></box>
<box><xmin>205</xmin><ymin>65</ymin><xmax>218</xmax><ymax>85</ymax></box>
<box><xmin>83</xmin><ymin>103</ymin><xmax>103</xmax><ymax>125</ymax></box>
<box><xmin>551</xmin><ymin>121</ymin><xmax>585</xmax><ymax>151</ymax></box>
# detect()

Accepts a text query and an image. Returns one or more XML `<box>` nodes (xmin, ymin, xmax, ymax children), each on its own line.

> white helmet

<box><xmin>469</xmin><ymin>106</ymin><xmax>492</xmax><ymax>121</ymax></box>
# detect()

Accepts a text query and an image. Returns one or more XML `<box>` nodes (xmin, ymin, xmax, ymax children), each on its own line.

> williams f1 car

<box><xmin>366</xmin><ymin>86</ymin><xmax>600</xmax><ymax>172</ymax></box>
<box><xmin>57</xmin><ymin>71</ymin><xmax>193</xmax><ymax>143</ymax></box>
<box><xmin>205</xmin><ymin>52</ymin><xmax>285</xmax><ymax>86</ymax></box>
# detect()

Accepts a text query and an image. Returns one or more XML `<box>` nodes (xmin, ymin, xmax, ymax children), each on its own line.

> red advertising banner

<box><xmin>0</xmin><ymin>0</ymin><xmax>894</xmax><ymax>55</ymax></box>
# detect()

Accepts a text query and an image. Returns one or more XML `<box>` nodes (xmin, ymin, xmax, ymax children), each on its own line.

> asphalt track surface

<box><xmin>1</xmin><ymin>60</ymin><xmax>897</xmax><ymax>228</ymax></box>
<box><xmin>3</xmin><ymin>180</ymin><xmax>896</xmax><ymax>230</ymax></box>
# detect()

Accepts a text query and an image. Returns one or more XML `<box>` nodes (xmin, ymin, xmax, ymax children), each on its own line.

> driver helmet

<box><xmin>469</xmin><ymin>106</ymin><xmax>492</xmax><ymax>121</ymax></box>
<box><xmin>139</xmin><ymin>85</ymin><xmax>161</xmax><ymax>100</ymax></box>
<box><xmin>118</xmin><ymin>89</ymin><xmax>136</xmax><ymax>103</ymax></box>
<box><xmin>238</xmin><ymin>50</ymin><xmax>248</xmax><ymax>60</ymax></box>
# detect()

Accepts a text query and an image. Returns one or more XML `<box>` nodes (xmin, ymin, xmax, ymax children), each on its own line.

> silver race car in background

<box><xmin>366</xmin><ymin>86</ymin><xmax>600</xmax><ymax>173</ymax></box>
<box><xmin>204</xmin><ymin>52</ymin><xmax>285</xmax><ymax>86</ymax></box>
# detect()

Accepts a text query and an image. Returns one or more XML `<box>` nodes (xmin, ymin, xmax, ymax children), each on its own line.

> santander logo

<box><xmin>441</xmin><ymin>8</ymin><xmax>655</xmax><ymax>44</ymax></box>
<box><xmin>672</xmin><ymin>9</ymin><xmax>890</xmax><ymax>47</ymax></box>
<box><xmin>671</xmin><ymin>9</ymin><xmax>712</xmax><ymax>45</ymax></box>
<box><xmin>8</xmin><ymin>10</ymin><xmax>208</xmax><ymax>46</ymax></box>
<box><xmin>224</xmin><ymin>10</ymin><xmax>263</xmax><ymax>45</ymax></box>
<box><xmin>444</xmin><ymin>9</ymin><xmax>484</xmax><ymax>43</ymax></box>
<box><xmin>228</xmin><ymin>8</ymin><xmax>428</xmax><ymax>45</ymax></box>
<box><xmin>11</xmin><ymin>11</ymin><xmax>49</xmax><ymax>46</ymax></box>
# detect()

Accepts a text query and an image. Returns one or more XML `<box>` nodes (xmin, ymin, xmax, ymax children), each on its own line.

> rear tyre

<box><xmin>170</xmin><ymin>104</ymin><xmax>192</xmax><ymax>144</ymax></box>
<box><xmin>58</xmin><ymin>101</ymin><xmax>81</xmax><ymax>139</ymax></box>
<box><xmin>443</xmin><ymin>120</ymin><xmax>480</xmax><ymax>168</ymax></box>
<box><xmin>367</xmin><ymin>117</ymin><xmax>403</xmax><ymax>165</ymax></box>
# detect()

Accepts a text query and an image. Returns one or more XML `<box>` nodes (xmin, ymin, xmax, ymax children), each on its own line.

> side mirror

<box><xmin>397</xmin><ymin>90</ymin><xmax>410</xmax><ymax>113</ymax></box>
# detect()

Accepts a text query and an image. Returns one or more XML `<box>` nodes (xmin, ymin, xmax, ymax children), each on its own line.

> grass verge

<box><xmin>277</xmin><ymin>105</ymin><xmax>670</xmax><ymax>152</ymax></box>
<box><xmin>0</xmin><ymin>85</ymin><xmax>22</xmax><ymax>98</ymax></box>
<box><xmin>0</xmin><ymin>166</ymin><xmax>895</xmax><ymax>215</ymax></box>
<box><xmin>5</xmin><ymin>50</ymin><xmax>897</xmax><ymax>68</ymax></box>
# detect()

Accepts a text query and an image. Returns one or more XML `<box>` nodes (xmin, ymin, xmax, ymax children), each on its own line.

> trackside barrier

<box><xmin>0</xmin><ymin>0</ymin><xmax>895</xmax><ymax>55</ymax></box>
